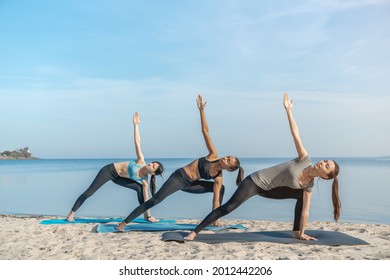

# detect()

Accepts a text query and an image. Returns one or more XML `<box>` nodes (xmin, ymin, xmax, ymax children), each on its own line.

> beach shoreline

<box><xmin>0</xmin><ymin>214</ymin><xmax>389</xmax><ymax>260</ymax></box>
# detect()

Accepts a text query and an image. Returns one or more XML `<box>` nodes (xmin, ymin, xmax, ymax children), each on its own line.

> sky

<box><xmin>0</xmin><ymin>0</ymin><xmax>389</xmax><ymax>159</ymax></box>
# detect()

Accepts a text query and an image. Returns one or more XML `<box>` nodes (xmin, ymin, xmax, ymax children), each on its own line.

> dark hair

<box><xmin>229</xmin><ymin>157</ymin><xmax>244</xmax><ymax>186</ymax></box>
<box><xmin>149</xmin><ymin>161</ymin><xmax>164</xmax><ymax>196</ymax></box>
<box><xmin>323</xmin><ymin>160</ymin><xmax>341</xmax><ymax>221</ymax></box>
<box><xmin>153</xmin><ymin>161</ymin><xmax>164</xmax><ymax>176</ymax></box>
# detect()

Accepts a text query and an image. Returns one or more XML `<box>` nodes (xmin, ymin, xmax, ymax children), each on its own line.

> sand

<box><xmin>0</xmin><ymin>214</ymin><xmax>389</xmax><ymax>260</ymax></box>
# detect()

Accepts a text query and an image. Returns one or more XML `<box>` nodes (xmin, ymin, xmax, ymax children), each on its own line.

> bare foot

<box><xmin>66</xmin><ymin>212</ymin><xmax>75</xmax><ymax>222</ymax></box>
<box><xmin>116</xmin><ymin>222</ymin><xmax>126</xmax><ymax>232</ymax></box>
<box><xmin>146</xmin><ymin>216</ymin><xmax>160</xmax><ymax>223</ymax></box>
<box><xmin>184</xmin><ymin>231</ymin><xmax>197</xmax><ymax>241</ymax></box>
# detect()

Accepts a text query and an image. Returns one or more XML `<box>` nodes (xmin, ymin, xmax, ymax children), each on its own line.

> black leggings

<box><xmin>193</xmin><ymin>176</ymin><xmax>304</xmax><ymax>234</ymax></box>
<box><xmin>123</xmin><ymin>168</ymin><xmax>225</xmax><ymax>223</ymax></box>
<box><xmin>71</xmin><ymin>164</ymin><xmax>145</xmax><ymax>212</ymax></box>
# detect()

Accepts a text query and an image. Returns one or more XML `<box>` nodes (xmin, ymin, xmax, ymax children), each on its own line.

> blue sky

<box><xmin>1</xmin><ymin>0</ymin><xmax>389</xmax><ymax>158</ymax></box>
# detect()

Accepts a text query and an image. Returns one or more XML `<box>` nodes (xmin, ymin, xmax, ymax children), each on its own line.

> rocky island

<box><xmin>0</xmin><ymin>147</ymin><xmax>39</xmax><ymax>160</ymax></box>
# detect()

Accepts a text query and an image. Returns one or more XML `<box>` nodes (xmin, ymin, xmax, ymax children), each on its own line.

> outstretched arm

<box><xmin>197</xmin><ymin>95</ymin><xmax>218</xmax><ymax>159</ymax></box>
<box><xmin>141</xmin><ymin>181</ymin><xmax>158</xmax><ymax>222</ymax></box>
<box><xmin>292</xmin><ymin>190</ymin><xmax>316</xmax><ymax>240</ymax></box>
<box><xmin>212</xmin><ymin>176</ymin><xmax>223</xmax><ymax>210</ymax></box>
<box><xmin>211</xmin><ymin>176</ymin><xmax>223</xmax><ymax>226</ymax></box>
<box><xmin>133</xmin><ymin>112</ymin><xmax>145</xmax><ymax>164</ymax></box>
<box><xmin>283</xmin><ymin>93</ymin><xmax>308</xmax><ymax>160</ymax></box>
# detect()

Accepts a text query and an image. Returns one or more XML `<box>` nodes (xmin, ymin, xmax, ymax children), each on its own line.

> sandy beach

<box><xmin>0</xmin><ymin>214</ymin><xmax>389</xmax><ymax>260</ymax></box>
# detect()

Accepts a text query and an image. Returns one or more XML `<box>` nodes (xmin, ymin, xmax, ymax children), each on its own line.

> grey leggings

<box><xmin>123</xmin><ymin>168</ymin><xmax>225</xmax><ymax>223</ymax></box>
<box><xmin>71</xmin><ymin>164</ymin><xmax>144</xmax><ymax>212</ymax></box>
<box><xmin>193</xmin><ymin>176</ymin><xmax>304</xmax><ymax>234</ymax></box>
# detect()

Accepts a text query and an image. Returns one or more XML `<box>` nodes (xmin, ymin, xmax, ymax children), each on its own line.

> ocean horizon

<box><xmin>1</xmin><ymin>157</ymin><xmax>389</xmax><ymax>225</ymax></box>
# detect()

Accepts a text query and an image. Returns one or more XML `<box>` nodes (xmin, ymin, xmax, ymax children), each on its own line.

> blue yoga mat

<box><xmin>161</xmin><ymin>230</ymin><xmax>369</xmax><ymax>246</ymax></box>
<box><xmin>39</xmin><ymin>217</ymin><xmax>176</xmax><ymax>225</ymax></box>
<box><xmin>96</xmin><ymin>223</ymin><xmax>248</xmax><ymax>233</ymax></box>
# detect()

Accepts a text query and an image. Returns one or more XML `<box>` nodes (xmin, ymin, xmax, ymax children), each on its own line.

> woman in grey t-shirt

<box><xmin>185</xmin><ymin>93</ymin><xmax>340</xmax><ymax>241</ymax></box>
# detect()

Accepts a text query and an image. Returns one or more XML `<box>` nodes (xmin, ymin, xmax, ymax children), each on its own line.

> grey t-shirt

<box><xmin>250</xmin><ymin>155</ymin><xmax>314</xmax><ymax>192</ymax></box>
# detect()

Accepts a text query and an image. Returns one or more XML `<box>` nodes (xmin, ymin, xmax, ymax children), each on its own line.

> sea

<box><xmin>0</xmin><ymin>157</ymin><xmax>389</xmax><ymax>225</ymax></box>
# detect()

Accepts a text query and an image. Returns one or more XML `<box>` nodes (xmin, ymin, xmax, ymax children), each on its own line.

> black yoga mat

<box><xmin>161</xmin><ymin>230</ymin><xmax>369</xmax><ymax>246</ymax></box>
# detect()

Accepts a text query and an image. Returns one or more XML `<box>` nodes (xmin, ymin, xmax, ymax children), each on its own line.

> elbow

<box><xmin>291</xmin><ymin>128</ymin><xmax>299</xmax><ymax>137</ymax></box>
<box><xmin>201</xmin><ymin>128</ymin><xmax>209</xmax><ymax>135</ymax></box>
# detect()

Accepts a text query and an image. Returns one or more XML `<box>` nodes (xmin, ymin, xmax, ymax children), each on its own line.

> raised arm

<box><xmin>133</xmin><ymin>112</ymin><xmax>145</xmax><ymax>164</ymax></box>
<box><xmin>283</xmin><ymin>93</ymin><xmax>308</xmax><ymax>160</ymax></box>
<box><xmin>197</xmin><ymin>95</ymin><xmax>218</xmax><ymax>159</ymax></box>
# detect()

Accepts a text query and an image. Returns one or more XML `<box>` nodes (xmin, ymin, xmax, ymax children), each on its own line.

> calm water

<box><xmin>0</xmin><ymin>157</ymin><xmax>389</xmax><ymax>224</ymax></box>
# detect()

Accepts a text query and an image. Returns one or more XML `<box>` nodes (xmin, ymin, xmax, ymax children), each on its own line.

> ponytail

<box><xmin>236</xmin><ymin>166</ymin><xmax>244</xmax><ymax>186</ymax></box>
<box><xmin>329</xmin><ymin>161</ymin><xmax>340</xmax><ymax>221</ymax></box>
<box><xmin>150</xmin><ymin>175</ymin><xmax>156</xmax><ymax>197</ymax></box>
<box><xmin>332</xmin><ymin>177</ymin><xmax>341</xmax><ymax>221</ymax></box>
<box><xmin>231</xmin><ymin>157</ymin><xmax>244</xmax><ymax>186</ymax></box>
<box><xmin>149</xmin><ymin>161</ymin><xmax>164</xmax><ymax>197</ymax></box>
<box><xmin>322</xmin><ymin>160</ymin><xmax>341</xmax><ymax>221</ymax></box>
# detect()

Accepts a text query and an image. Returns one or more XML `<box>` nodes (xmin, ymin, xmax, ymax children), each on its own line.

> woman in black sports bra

<box><xmin>116</xmin><ymin>95</ymin><xmax>244</xmax><ymax>231</ymax></box>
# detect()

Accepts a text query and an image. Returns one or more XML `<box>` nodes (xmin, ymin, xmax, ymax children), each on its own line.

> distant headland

<box><xmin>0</xmin><ymin>147</ymin><xmax>39</xmax><ymax>160</ymax></box>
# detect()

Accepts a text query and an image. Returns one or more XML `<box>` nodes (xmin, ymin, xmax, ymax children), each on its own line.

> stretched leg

<box><xmin>186</xmin><ymin>176</ymin><xmax>261</xmax><ymax>239</ymax></box>
<box><xmin>183</xmin><ymin>180</ymin><xmax>225</xmax><ymax>226</ymax></box>
<box><xmin>112</xmin><ymin>177</ymin><xmax>145</xmax><ymax>205</ymax></box>
<box><xmin>113</xmin><ymin>177</ymin><xmax>161</xmax><ymax>222</ymax></box>
<box><xmin>182</xmin><ymin>180</ymin><xmax>225</xmax><ymax>205</ymax></box>
<box><xmin>258</xmin><ymin>187</ymin><xmax>303</xmax><ymax>231</ymax></box>
<box><xmin>117</xmin><ymin>170</ymin><xmax>188</xmax><ymax>230</ymax></box>
<box><xmin>67</xmin><ymin>164</ymin><xmax>118</xmax><ymax>221</ymax></box>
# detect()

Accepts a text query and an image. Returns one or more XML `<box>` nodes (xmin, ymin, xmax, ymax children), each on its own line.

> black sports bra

<box><xmin>197</xmin><ymin>157</ymin><xmax>221</xmax><ymax>180</ymax></box>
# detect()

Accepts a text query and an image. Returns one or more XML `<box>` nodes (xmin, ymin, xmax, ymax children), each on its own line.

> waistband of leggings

<box><xmin>104</xmin><ymin>163</ymin><xmax>120</xmax><ymax>178</ymax></box>
<box><xmin>174</xmin><ymin>168</ymin><xmax>194</xmax><ymax>185</ymax></box>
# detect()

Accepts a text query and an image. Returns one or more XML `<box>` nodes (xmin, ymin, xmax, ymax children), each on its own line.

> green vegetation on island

<box><xmin>0</xmin><ymin>147</ymin><xmax>39</xmax><ymax>160</ymax></box>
